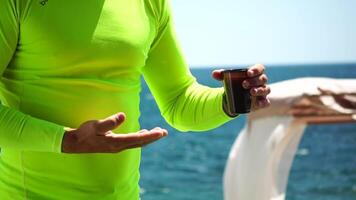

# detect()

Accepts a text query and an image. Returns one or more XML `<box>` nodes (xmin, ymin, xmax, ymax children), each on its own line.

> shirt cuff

<box><xmin>53</xmin><ymin>126</ymin><xmax>67</xmax><ymax>153</ymax></box>
<box><xmin>23</xmin><ymin>116</ymin><xmax>67</xmax><ymax>153</ymax></box>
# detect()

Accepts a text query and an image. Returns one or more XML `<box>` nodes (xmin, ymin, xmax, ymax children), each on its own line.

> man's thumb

<box><xmin>96</xmin><ymin>112</ymin><xmax>126</xmax><ymax>133</ymax></box>
<box><xmin>212</xmin><ymin>69</ymin><xmax>224</xmax><ymax>81</ymax></box>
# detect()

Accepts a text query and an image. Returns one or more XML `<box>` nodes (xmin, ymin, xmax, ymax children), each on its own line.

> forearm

<box><xmin>0</xmin><ymin>104</ymin><xmax>66</xmax><ymax>152</ymax></box>
<box><xmin>161</xmin><ymin>82</ymin><xmax>235</xmax><ymax>132</ymax></box>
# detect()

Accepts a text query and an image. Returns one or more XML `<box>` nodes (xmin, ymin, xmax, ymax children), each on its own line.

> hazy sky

<box><xmin>170</xmin><ymin>0</ymin><xmax>356</xmax><ymax>67</ymax></box>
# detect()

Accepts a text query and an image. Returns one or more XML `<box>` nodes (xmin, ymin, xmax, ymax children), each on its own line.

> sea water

<box><xmin>139</xmin><ymin>64</ymin><xmax>356</xmax><ymax>200</ymax></box>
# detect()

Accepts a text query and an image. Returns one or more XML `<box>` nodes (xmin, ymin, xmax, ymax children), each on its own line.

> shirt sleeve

<box><xmin>142</xmin><ymin>0</ymin><xmax>237</xmax><ymax>132</ymax></box>
<box><xmin>0</xmin><ymin>0</ymin><xmax>66</xmax><ymax>153</ymax></box>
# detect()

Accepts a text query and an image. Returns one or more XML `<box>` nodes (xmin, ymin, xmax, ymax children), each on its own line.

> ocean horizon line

<box><xmin>189</xmin><ymin>62</ymin><xmax>356</xmax><ymax>69</ymax></box>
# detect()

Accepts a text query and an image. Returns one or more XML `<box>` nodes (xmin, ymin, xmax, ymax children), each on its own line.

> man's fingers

<box><xmin>250</xmin><ymin>86</ymin><xmax>271</xmax><ymax>96</ymax></box>
<box><xmin>151</xmin><ymin>127</ymin><xmax>168</xmax><ymax>135</ymax></box>
<box><xmin>247</xmin><ymin>64</ymin><xmax>265</xmax><ymax>77</ymax></box>
<box><xmin>212</xmin><ymin>69</ymin><xmax>224</xmax><ymax>81</ymax></box>
<box><xmin>95</xmin><ymin>112</ymin><xmax>126</xmax><ymax>134</ymax></box>
<box><xmin>125</xmin><ymin>129</ymin><xmax>168</xmax><ymax>149</ymax></box>
<box><xmin>109</xmin><ymin>128</ymin><xmax>168</xmax><ymax>144</ymax></box>
<box><xmin>124</xmin><ymin>136</ymin><xmax>165</xmax><ymax>150</ymax></box>
<box><xmin>242</xmin><ymin>74</ymin><xmax>268</xmax><ymax>89</ymax></box>
<box><xmin>213</xmin><ymin>65</ymin><xmax>266</xmax><ymax>80</ymax></box>
<box><xmin>103</xmin><ymin>129</ymin><xmax>167</xmax><ymax>151</ymax></box>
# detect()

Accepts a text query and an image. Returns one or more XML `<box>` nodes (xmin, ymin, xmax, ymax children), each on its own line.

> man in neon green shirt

<box><xmin>0</xmin><ymin>0</ymin><xmax>270</xmax><ymax>199</ymax></box>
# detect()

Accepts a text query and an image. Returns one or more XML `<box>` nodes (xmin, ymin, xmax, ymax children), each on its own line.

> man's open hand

<box><xmin>62</xmin><ymin>112</ymin><xmax>168</xmax><ymax>153</ymax></box>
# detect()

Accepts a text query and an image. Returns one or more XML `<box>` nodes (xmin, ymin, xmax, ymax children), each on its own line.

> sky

<box><xmin>170</xmin><ymin>0</ymin><xmax>356</xmax><ymax>67</ymax></box>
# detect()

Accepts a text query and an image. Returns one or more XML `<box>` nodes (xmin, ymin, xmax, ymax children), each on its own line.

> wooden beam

<box><xmin>294</xmin><ymin>114</ymin><xmax>356</xmax><ymax>124</ymax></box>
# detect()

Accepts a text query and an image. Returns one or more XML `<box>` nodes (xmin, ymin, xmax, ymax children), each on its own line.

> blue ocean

<box><xmin>139</xmin><ymin>64</ymin><xmax>356</xmax><ymax>200</ymax></box>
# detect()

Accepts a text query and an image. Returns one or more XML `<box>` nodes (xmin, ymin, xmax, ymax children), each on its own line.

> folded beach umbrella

<box><xmin>223</xmin><ymin>77</ymin><xmax>356</xmax><ymax>200</ymax></box>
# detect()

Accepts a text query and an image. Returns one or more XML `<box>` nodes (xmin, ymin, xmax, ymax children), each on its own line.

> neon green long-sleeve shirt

<box><xmin>0</xmin><ymin>0</ymin><xmax>235</xmax><ymax>199</ymax></box>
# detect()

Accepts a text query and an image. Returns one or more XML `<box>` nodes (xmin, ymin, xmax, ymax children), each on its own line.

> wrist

<box><xmin>62</xmin><ymin>129</ymin><xmax>78</xmax><ymax>153</ymax></box>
